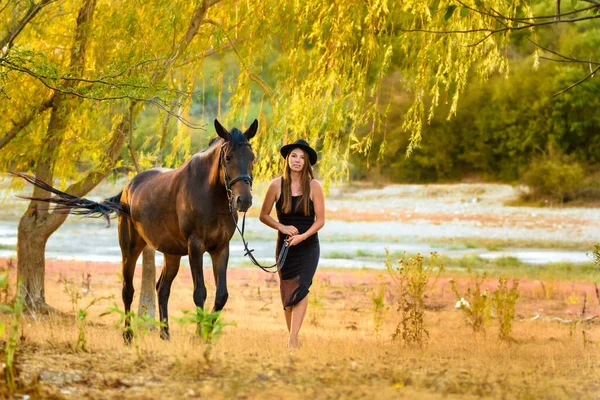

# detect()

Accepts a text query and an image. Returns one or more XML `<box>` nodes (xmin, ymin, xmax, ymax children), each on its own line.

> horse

<box><xmin>15</xmin><ymin>119</ymin><xmax>257</xmax><ymax>340</ymax></box>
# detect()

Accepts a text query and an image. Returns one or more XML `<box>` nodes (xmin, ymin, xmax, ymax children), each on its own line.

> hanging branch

<box><xmin>553</xmin><ymin>65</ymin><xmax>599</xmax><ymax>97</ymax></box>
<box><xmin>401</xmin><ymin>1</ymin><xmax>600</xmax><ymax>96</ymax></box>
<box><xmin>0</xmin><ymin>0</ymin><xmax>57</xmax><ymax>51</ymax></box>
<box><xmin>400</xmin><ymin>14</ymin><xmax>600</xmax><ymax>36</ymax></box>
<box><xmin>4</xmin><ymin>61</ymin><xmax>205</xmax><ymax>129</ymax></box>
<box><xmin>203</xmin><ymin>18</ymin><xmax>276</xmax><ymax>107</ymax></box>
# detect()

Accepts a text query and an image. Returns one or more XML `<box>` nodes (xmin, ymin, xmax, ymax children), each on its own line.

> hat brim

<box><xmin>280</xmin><ymin>144</ymin><xmax>318</xmax><ymax>165</ymax></box>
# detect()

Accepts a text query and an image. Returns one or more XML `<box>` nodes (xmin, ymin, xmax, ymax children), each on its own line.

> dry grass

<box><xmin>0</xmin><ymin>259</ymin><xmax>599</xmax><ymax>399</ymax></box>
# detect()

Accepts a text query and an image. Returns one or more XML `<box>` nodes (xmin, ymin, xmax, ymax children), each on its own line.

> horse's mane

<box><xmin>207</xmin><ymin>137</ymin><xmax>219</xmax><ymax>147</ymax></box>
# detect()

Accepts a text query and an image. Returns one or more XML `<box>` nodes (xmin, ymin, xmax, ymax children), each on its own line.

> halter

<box><xmin>219</xmin><ymin>142</ymin><xmax>253</xmax><ymax>198</ymax></box>
<box><xmin>219</xmin><ymin>142</ymin><xmax>288</xmax><ymax>273</ymax></box>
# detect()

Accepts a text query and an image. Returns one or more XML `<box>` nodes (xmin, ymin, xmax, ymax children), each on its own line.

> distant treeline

<box><xmin>351</xmin><ymin>17</ymin><xmax>600</xmax><ymax>195</ymax></box>
<box><xmin>352</xmin><ymin>59</ymin><xmax>600</xmax><ymax>184</ymax></box>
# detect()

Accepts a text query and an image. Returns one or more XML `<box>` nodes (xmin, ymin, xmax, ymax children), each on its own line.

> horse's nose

<box><xmin>236</xmin><ymin>195</ymin><xmax>252</xmax><ymax>212</ymax></box>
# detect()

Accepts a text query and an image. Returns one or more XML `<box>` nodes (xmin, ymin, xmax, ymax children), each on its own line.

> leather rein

<box><xmin>219</xmin><ymin>143</ymin><xmax>288</xmax><ymax>273</ymax></box>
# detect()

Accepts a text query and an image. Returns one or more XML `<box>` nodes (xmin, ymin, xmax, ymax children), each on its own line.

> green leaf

<box><xmin>0</xmin><ymin>305</ymin><xmax>13</xmax><ymax>313</ymax></box>
<box><xmin>460</xmin><ymin>7</ymin><xmax>469</xmax><ymax>17</ymax></box>
<box><xmin>571</xmin><ymin>0</ymin><xmax>578</xmax><ymax>9</ymax></box>
<box><xmin>444</xmin><ymin>5</ymin><xmax>457</xmax><ymax>20</ymax></box>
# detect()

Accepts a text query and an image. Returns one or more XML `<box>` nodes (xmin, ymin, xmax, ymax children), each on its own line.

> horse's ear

<box><xmin>214</xmin><ymin>119</ymin><xmax>230</xmax><ymax>141</ymax></box>
<box><xmin>244</xmin><ymin>119</ymin><xmax>258</xmax><ymax>140</ymax></box>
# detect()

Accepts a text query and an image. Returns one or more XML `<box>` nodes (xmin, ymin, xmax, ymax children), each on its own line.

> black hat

<box><xmin>280</xmin><ymin>139</ymin><xmax>318</xmax><ymax>165</ymax></box>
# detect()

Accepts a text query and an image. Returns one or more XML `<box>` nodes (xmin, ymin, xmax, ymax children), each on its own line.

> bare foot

<box><xmin>287</xmin><ymin>338</ymin><xmax>301</xmax><ymax>349</ymax></box>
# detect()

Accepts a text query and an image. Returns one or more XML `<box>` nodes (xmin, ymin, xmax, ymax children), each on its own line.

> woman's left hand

<box><xmin>286</xmin><ymin>234</ymin><xmax>305</xmax><ymax>247</ymax></box>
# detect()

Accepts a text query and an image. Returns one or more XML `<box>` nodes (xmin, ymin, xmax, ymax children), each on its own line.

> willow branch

<box><xmin>4</xmin><ymin>63</ymin><xmax>204</xmax><ymax>128</ymax></box>
<box><xmin>175</xmin><ymin>36</ymin><xmax>249</xmax><ymax>67</ymax></box>
<box><xmin>3</xmin><ymin>59</ymin><xmax>200</xmax><ymax>97</ymax></box>
<box><xmin>457</xmin><ymin>0</ymin><xmax>600</xmax><ymax>21</ymax></box>
<box><xmin>401</xmin><ymin>14</ymin><xmax>600</xmax><ymax>36</ymax></box>
<box><xmin>0</xmin><ymin>0</ymin><xmax>57</xmax><ymax>51</ymax></box>
<box><xmin>527</xmin><ymin>37</ymin><xmax>600</xmax><ymax>65</ymax></box>
<box><xmin>203</xmin><ymin>18</ymin><xmax>276</xmax><ymax>107</ymax></box>
<box><xmin>553</xmin><ymin>65</ymin><xmax>600</xmax><ymax>97</ymax></box>
<box><xmin>0</xmin><ymin>97</ymin><xmax>53</xmax><ymax>150</ymax></box>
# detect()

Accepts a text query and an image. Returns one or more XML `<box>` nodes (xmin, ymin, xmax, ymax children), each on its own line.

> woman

<box><xmin>259</xmin><ymin>139</ymin><xmax>325</xmax><ymax>349</ymax></box>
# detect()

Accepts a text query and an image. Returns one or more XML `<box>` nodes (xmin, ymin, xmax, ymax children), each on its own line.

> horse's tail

<box><xmin>10</xmin><ymin>172</ymin><xmax>130</xmax><ymax>226</ymax></box>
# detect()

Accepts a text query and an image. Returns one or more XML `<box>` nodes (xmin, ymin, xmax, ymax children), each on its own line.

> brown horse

<box><xmin>15</xmin><ymin>119</ymin><xmax>257</xmax><ymax>340</ymax></box>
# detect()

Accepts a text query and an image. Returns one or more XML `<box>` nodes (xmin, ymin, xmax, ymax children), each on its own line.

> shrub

<box><xmin>521</xmin><ymin>153</ymin><xmax>584</xmax><ymax>202</ymax></box>
<box><xmin>386</xmin><ymin>251</ymin><xmax>443</xmax><ymax>346</ymax></box>
<box><xmin>492</xmin><ymin>277</ymin><xmax>519</xmax><ymax>342</ymax></box>
<box><xmin>450</xmin><ymin>268</ymin><xmax>491</xmax><ymax>334</ymax></box>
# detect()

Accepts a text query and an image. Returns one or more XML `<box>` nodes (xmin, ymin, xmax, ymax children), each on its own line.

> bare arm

<box><xmin>287</xmin><ymin>180</ymin><xmax>325</xmax><ymax>246</ymax></box>
<box><xmin>259</xmin><ymin>178</ymin><xmax>299</xmax><ymax>236</ymax></box>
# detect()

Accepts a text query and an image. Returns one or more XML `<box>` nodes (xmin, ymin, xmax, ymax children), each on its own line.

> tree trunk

<box><xmin>15</xmin><ymin>0</ymin><xmax>96</xmax><ymax>313</ymax></box>
<box><xmin>16</xmin><ymin>208</ymin><xmax>68</xmax><ymax>313</ymax></box>
<box><xmin>138</xmin><ymin>247</ymin><xmax>156</xmax><ymax>319</ymax></box>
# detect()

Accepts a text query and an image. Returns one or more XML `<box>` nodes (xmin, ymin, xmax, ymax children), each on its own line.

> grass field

<box><xmin>0</xmin><ymin>257</ymin><xmax>598</xmax><ymax>399</ymax></box>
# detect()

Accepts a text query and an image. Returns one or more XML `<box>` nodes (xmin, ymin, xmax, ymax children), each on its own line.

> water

<box><xmin>0</xmin><ymin>216</ymin><xmax>590</xmax><ymax>269</ymax></box>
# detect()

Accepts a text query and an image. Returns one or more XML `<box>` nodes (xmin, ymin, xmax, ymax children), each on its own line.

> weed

<box><xmin>492</xmin><ymin>277</ymin><xmax>519</xmax><ymax>341</ymax></box>
<box><xmin>0</xmin><ymin>270</ymin><xmax>10</xmax><ymax>303</ymax></box>
<box><xmin>386</xmin><ymin>250</ymin><xmax>443</xmax><ymax>346</ymax></box>
<box><xmin>309</xmin><ymin>280</ymin><xmax>327</xmax><ymax>326</ymax></box>
<box><xmin>450</xmin><ymin>268</ymin><xmax>491</xmax><ymax>334</ymax></box>
<box><xmin>174</xmin><ymin>308</ymin><xmax>235</xmax><ymax>363</ymax></box>
<box><xmin>62</xmin><ymin>278</ymin><xmax>82</xmax><ymax>312</ymax></box>
<box><xmin>0</xmin><ymin>280</ymin><xmax>24</xmax><ymax>392</ymax></box>
<box><xmin>534</xmin><ymin>280</ymin><xmax>556</xmax><ymax>300</ymax></box>
<box><xmin>371</xmin><ymin>279</ymin><xmax>388</xmax><ymax>339</ymax></box>
<box><xmin>101</xmin><ymin>305</ymin><xmax>164</xmax><ymax>358</ymax></box>
<box><xmin>76</xmin><ymin>296</ymin><xmax>113</xmax><ymax>352</ymax></box>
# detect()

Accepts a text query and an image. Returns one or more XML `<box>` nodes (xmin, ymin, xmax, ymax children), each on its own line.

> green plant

<box><xmin>450</xmin><ymin>268</ymin><xmax>491</xmax><ymax>334</ymax></box>
<box><xmin>308</xmin><ymin>281</ymin><xmax>327</xmax><ymax>326</ymax></box>
<box><xmin>492</xmin><ymin>277</ymin><xmax>519</xmax><ymax>342</ymax></box>
<box><xmin>587</xmin><ymin>244</ymin><xmax>600</xmax><ymax>304</ymax></box>
<box><xmin>386</xmin><ymin>250</ymin><xmax>443</xmax><ymax>346</ymax></box>
<box><xmin>76</xmin><ymin>296</ymin><xmax>113</xmax><ymax>352</ymax></box>
<box><xmin>371</xmin><ymin>280</ymin><xmax>388</xmax><ymax>339</ymax></box>
<box><xmin>62</xmin><ymin>278</ymin><xmax>82</xmax><ymax>312</ymax></box>
<box><xmin>521</xmin><ymin>152</ymin><xmax>584</xmax><ymax>202</ymax></box>
<box><xmin>101</xmin><ymin>305</ymin><xmax>164</xmax><ymax>358</ymax></box>
<box><xmin>0</xmin><ymin>270</ymin><xmax>10</xmax><ymax>304</ymax></box>
<box><xmin>0</xmin><ymin>280</ymin><xmax>24</xmax><ymax>392</ymax></box>
<box><xmin>174</xmin><ymin>308</ymin><xmax>235</xmax><ymax>363</ymax></box>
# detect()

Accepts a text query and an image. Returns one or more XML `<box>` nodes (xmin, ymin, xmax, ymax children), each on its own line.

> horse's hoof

<box><xmin>160</xmin><ymin>329</ymin><xmax>170</xmax><ymax>341</ymax></box>
<box><xmin>123</xmin><ymin>329</ymin><xmax>133</xmax><ymax>345</ymax></box>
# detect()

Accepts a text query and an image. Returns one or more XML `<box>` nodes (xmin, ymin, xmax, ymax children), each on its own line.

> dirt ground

<box><xmin>0</xmin><ymin>257</ymin><xmax>599</xmax><ymax>399</ymax></box>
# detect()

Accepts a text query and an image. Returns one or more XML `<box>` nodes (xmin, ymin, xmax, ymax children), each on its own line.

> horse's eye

<box><xmin>225</xmin><ymin>155</ymin><xmax>231</xmax><ymax>162</ymax></box>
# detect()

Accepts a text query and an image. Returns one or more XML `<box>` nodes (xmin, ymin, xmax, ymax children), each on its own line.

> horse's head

<box><xmin>215</xmin><ymin>119</ymin><xmax>257</xmax><ymax>212</ymax></box>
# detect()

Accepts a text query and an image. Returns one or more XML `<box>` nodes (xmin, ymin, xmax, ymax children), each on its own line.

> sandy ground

<box><xmin>0</xmin><ymin>256</ymin><xmax>599</xmax><ymax>399</ymax></box>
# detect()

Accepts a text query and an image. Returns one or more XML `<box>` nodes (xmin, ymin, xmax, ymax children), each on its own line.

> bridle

<box><xmin>219</xmin><ymin>143</ymin><xmax>289</xmax><ymax>273</ymax></box>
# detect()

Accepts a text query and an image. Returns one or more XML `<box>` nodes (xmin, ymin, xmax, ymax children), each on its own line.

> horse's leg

<box><xmin>118</xmin><ymin>216</ymin><xmax>146</xmax><ymax>344</ymax></box>
<box><xmin>209</xmin><ymin>245</ymin><xmax>229</xmax><ymax>312</ymax></box>
<box><xmin>188</xmin><ymin>235</ymin><xmax>207</xmax><ymax>309</ymax></box>
<box><xmin>156</xmin><ymin>254</ymin><xmax>181</xmax><ymax>340</ymax></box>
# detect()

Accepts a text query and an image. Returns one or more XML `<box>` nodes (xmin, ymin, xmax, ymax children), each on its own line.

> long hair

<box><xmin>281</xmin><ymin>149</ymin><xmax>314</xmax><ymax>215</ymax></box>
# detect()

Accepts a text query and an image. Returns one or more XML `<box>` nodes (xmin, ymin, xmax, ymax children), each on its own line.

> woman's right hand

<box><xmin>278</xmin><ymin>224</ymin><xmax>299</xmax><ymax>236</ymax></box>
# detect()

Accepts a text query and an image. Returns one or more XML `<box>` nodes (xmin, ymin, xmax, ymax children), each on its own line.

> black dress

<box><xmin>275</xmin><ymin>184</ymin><xmax>320</xmax><ymax>310</ymax></box>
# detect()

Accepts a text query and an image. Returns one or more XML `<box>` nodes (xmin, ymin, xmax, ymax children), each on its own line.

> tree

<box><xmin>395</xmin><ymin>0</ymin><xmax>600</xmax><ymax>153</ymax></box>
<box><xmin>1</xmin><ymin>0</ymin><xmax>222</xmax><ymax>312</ymax></box>
<box><xmin>0</xmin><ymin>0</ymin><xmax>398</xmax><ymax>312</ymax></box>
<box><xmin>3</xmin><ymin>0</ymin><xmax>597</xmax><ymax>314</ymax></box>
